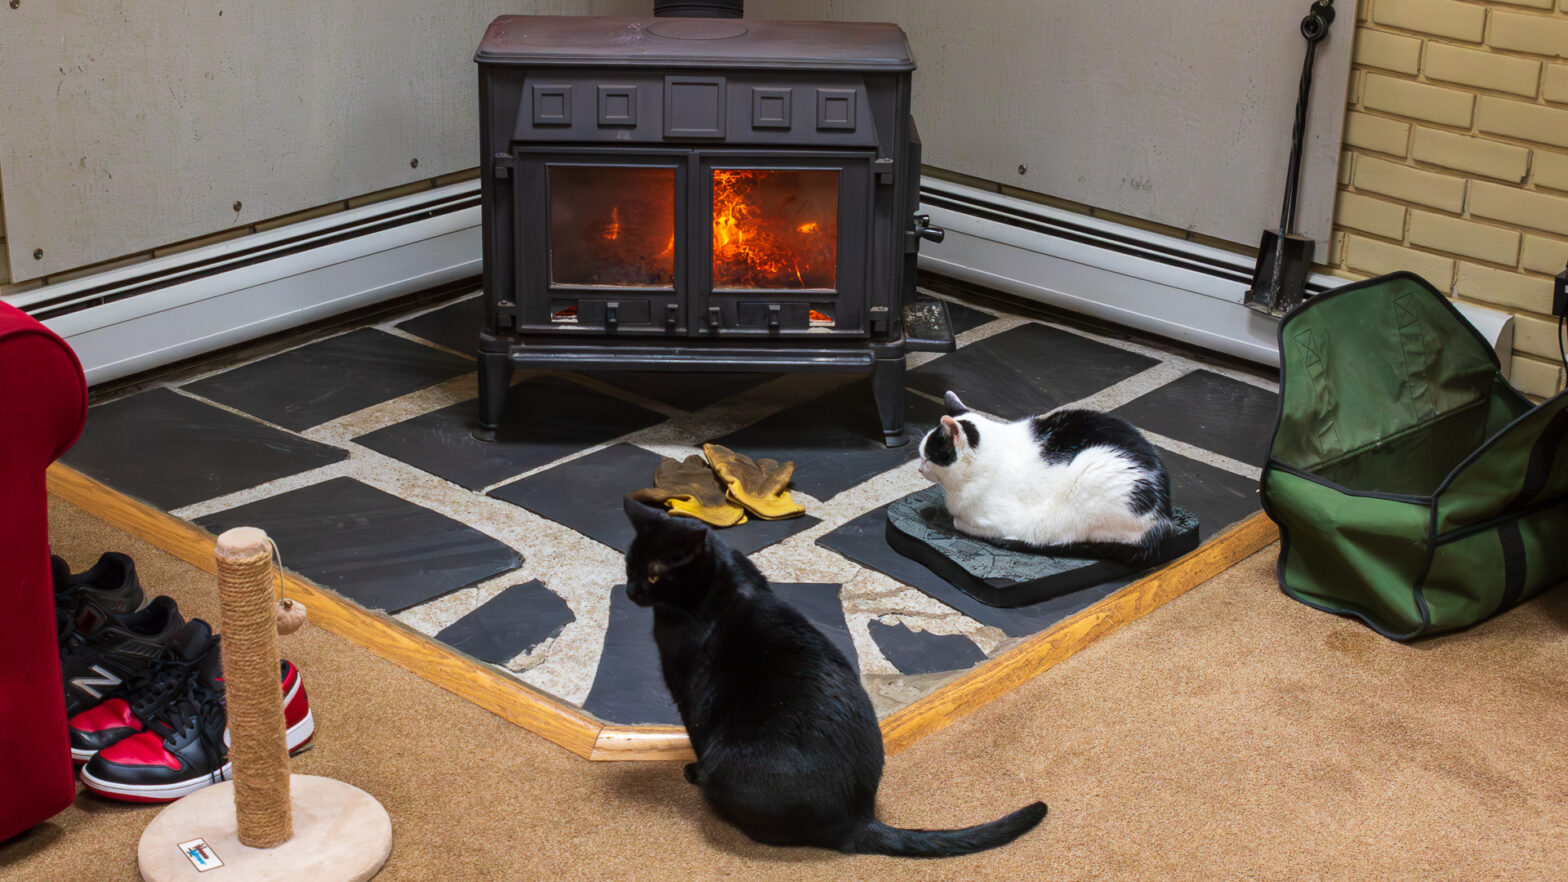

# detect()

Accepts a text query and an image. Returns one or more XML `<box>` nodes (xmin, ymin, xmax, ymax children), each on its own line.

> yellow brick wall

<box><xmin>1333</xmin><ymin>0</ymin><xmax>1568</xmax><ymax>398</ymax></box>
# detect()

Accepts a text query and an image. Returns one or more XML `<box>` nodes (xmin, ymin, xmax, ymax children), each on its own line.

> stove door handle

<box><xmin>767</xmin><ymin>304</ymin><xmax>781</xmax><ymax>332</ymax></box>
<box><xmin>605</xmin><ymin>302</ymin><xmax>619</xmax><ymax>331</ymax></box>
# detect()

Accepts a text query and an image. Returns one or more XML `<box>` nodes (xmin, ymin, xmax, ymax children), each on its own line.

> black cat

<box><xmin>622</xmin><ymin>497</ymin><xmax>1048</xmax><ymax>857</ymax></box>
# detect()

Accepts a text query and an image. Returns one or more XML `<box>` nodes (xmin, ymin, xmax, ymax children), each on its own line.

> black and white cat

<box><xmin>918</xmin><ymin>391</ymin><xmax>1174</xmax><ymax>562</ymax></box>
<box><xmin>622</xmin><ymin>497</ymin><xmax>1048</xmax><ymax>858</ymax></box>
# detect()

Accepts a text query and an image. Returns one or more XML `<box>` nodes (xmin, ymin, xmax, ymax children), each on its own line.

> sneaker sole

<box><xmin>79</xmin><ymin>710</ymin><xmax>315</xmax><ymax>804</ymax></box>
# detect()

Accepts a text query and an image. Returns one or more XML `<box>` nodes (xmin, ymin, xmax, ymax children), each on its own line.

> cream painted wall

<box><xmin>0</xmin><ymin>1</ymin><xmax>588</xmax><ymax>280</ymax></box>
<box><xmin>598</xmin><ymin>0</ymin><xmax>1355</xmax><ymax>254</ymax></box>
<box><xmin>1</xmin><ymin>1</ymin><xmax>1352</xmax><ymax>281</ymax></box>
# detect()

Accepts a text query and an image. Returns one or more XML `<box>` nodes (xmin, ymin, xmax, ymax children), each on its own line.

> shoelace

<box><xmin>125</xmin><ymin>651</ymin><xmax>205</xmax><ymax>720</ymax></box>
<box><xmin>145</xmin><ymin>682</ymin><xmax>232</xmax><ymax>785</ymax></box>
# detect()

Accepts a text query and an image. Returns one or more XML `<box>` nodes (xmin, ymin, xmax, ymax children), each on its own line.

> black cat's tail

<box><xmin>848</xmin><ymin>801</ymin><xmax>1047</xmax><ymax>858</ymax></box>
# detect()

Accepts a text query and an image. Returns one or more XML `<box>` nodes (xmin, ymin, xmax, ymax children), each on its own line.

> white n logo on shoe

<box><xmin>72</xmin><ymin>665</ymin><xmax>123</xmax><ymax>699</ymax></box>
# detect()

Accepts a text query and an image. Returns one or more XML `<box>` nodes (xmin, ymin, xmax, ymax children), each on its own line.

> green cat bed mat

<box><xmin>885</xmin><ymin>486</ymin><xmax>1201</xmax><ymax>607</ymax></box>
<box><xmin>1261</xmin><ymin>271</ymin><xmax>1568</xmax><ymax>640</ymax></box>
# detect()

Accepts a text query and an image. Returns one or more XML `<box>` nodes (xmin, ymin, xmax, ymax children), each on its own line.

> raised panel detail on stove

<box><xmin>751</xmin><ymin>87</ymin><xmax>792</xmax><ymax>130</ymax></box>
<box><xmin>532</xmin><ymin>84</ymin><xmax>573</xmax><ymax>126</ymax></box>
<box><xmin>597</xmin><ymin>85</ymin><xmax>638</xmax><ymax>127</ymax></box>
<box><xmin>816</xmin><ymin>88</ymin><xmax>857</xmax><ymax>131</ymax></box>
<box><xmin>665</xmin><ymin>76</ymin><xmax>727</xmax><ymax>139</ymax></box>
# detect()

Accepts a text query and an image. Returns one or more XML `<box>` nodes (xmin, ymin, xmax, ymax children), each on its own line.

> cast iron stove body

<box><xmin>474</xmin><ymin>15</ymin><xmax>948</xmax><ymax>446</ymax></box>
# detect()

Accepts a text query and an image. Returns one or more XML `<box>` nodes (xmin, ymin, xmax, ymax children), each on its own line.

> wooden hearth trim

<box><xmin>49</xmin><ymin>462</ymin><xmax>1276</xmax><ymax>763</ymax></box>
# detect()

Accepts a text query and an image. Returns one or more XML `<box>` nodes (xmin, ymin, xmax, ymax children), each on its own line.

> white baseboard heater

<box><xmin>3</xmin><ymin>174</ymin><xmax>1511</xmax><ymax>386</ymax></box>
<box><xmin>917</xmin><ymin>178</ymin><xmax>1513</xmax><ymax>375</ymax></box>
<box><xmin>6</xmin><ymin>182</ymin><xmax>481</xmax><ymax>386</ymax></box>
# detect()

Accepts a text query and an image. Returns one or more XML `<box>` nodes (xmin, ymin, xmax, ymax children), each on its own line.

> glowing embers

<box><xmin>548</xmin><ymin>165</ymin><xmax>676</xmax><ymax>288</ymax></box>
<box><xmin>712</xmin><ymin>169</ymin><xmax>838</xmax><ymax>290</ymax></box>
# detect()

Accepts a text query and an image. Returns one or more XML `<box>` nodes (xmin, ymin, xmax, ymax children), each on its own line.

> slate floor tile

<box><xmin>195</xmin><ymin>477</ymin><xmax>521</xmax><ymax>614</ymax></box>
<box><xmin>582</xmin><ymin>371</ymin><xmax>780</xmax><ymax>413</ymax></box>
<box><xmin>182</xmin><ymin>328</ymin><xmax>474</xmax><ymax>432</ymax></box>
<box><xmin>908</xmin><ymin>322</ymin><xmax>1159</xmax><ymax>419</ymax></box>
<box><xmin>62</xmin><ymin>388</ymin><xmax>347</xmax><ymax>510</ymax></box>
<box><xmin>1161</xmin><ymin>449</ymin><xmax>1261</xmax><ymax>540</ymax></box>
<box><xmin>1112</xmin><ymin>370</ymin><xmax>1279</xmax><ymax>467</ymax></box>
<box><xmin>582</xmin><ymin>582</ymin><xmax>855</xmax><ymax>725</ymax></box>
<box><xmin>488</xmin><ymin>443</ymin><xmax>819</xmax><ymax>555</ymax></box>
<box><xmin>433</xmin><ymin>580</ymin><xmax>574</xmax><ymax>666</ymax></box>
<box><xmin>707</xmin><ymin>378</ymin><xmax>945</xmax><ymax>501</ymax></box>
<box><xmin>354</xmin><ymin>375</ymin><xmax>667</xmax><ymax>490</ymax></box>
<box><xmin>816</xmin><ymin>504</ymin><xmax>1126</xmax><ymax>639</ymax></box>
<box><xmin>394</xmin><ymin>294</ymin><xmax>485</xmax><ymax>355</ymax></box>
<box><xmin>868</xmin><ymin>620</ymin><xmax>988</xmax><ymax>676</ymax></box>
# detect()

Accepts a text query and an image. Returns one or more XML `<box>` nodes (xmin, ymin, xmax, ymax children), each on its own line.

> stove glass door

<box><xmin>698</xmin><ymin>154</ymin><xmax>871</xmax><ymax>338</ymax></box>
<box><xmin>548</xmin><ymin>165</ymin><xmax>676</xmax><ymax>288</ymax></box>
<box><xmin>711</xmin><ymin>169</ymin><xmax>838</xmax><ymax>291</ymax></box>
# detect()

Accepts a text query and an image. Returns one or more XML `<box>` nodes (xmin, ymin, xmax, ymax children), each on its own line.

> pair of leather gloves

<box><xmin>630</xmin><ymin>444</ymin><xmax>804</xmax><ymax>527</ymax></box>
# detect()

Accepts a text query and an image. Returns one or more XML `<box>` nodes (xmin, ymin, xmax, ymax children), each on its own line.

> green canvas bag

<box><xmin>1260</xmin><ymin>271</ymin><xmax>1568</xmax><ymax>640</ymax></box>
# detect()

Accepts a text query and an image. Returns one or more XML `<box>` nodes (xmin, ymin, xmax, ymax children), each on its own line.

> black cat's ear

<box><xmin>624</xmin><ymin>495</ymin><xmax>666</xmax><ymax>531</ymax></box>
<box><xmin>944</xmin><ymin>391</ymin><xmax>969</xmax><ymax>416</ymax></box>
<box><xmin>664</xmin><ymin>515</ymin><xmax>710</xmax><ymax>566</ymax></box>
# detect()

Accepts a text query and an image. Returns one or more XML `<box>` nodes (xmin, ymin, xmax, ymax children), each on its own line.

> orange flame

<box><xmin>712</xmin><ymin>170</ymin><xmax>836</xmax><ymax>289</ymax></box>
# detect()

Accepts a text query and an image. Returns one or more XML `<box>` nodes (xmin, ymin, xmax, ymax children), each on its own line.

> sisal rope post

<box><xmin>215</xmin><ymin>527</ymin><xmax>293</xmax><ymax>849</ymax></box>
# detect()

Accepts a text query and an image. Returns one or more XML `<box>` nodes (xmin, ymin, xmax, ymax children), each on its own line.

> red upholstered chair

<box><xmin>0</xmin><ymin>301</ymin><xmax>88</xmax><ymax>841</ymax></box>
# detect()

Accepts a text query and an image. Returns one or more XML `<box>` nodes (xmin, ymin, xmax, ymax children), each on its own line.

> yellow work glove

<box><xmin>703</xmin><ymin>444</ymin><xmax>805</xmax><ymax>520</ymax></box>
<box><xmin>628</xmin><ymin>455</ymin><xmax>748</xmax><ymax>528</ymax></box>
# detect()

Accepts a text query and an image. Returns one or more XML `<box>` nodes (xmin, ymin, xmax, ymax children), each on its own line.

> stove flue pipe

<box><xmin>653</xmin><ymin>0</ymin><xmax>743</xmax><ymax>17</ymax></box>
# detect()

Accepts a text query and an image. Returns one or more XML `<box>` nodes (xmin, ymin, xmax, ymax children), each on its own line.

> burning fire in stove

<box><xmin>548</xmin><ymin>165</ymin><xmax>837</xmax><ymax>290</ymax></box>
<box><xmin>711</xmin><ymin>169</ymin><xmax>837</xmax><ymax>290</ymax></box>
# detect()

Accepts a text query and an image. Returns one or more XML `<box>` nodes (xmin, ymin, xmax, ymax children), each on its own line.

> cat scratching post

<box><xmin>138</xmin><ymin>528</ymin><xmax>393</xmax><ymax>882</ymax></box>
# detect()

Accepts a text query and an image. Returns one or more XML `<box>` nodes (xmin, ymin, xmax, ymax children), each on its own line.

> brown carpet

<box><xmin>6</xmin><ymin>498</ymin><xmax>1568</xmax><ymax>881</ymax></box>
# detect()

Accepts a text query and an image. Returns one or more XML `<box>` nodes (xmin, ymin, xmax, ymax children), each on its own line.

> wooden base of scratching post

<box><xmin>137</xmin><ymin>775</ymin><xmax>391</xmax><ymax>882</ymax></box>
<box><xmin>138</xmin><ymin>528</ymin><xmax>392</xmax><ymax>881</ymax></box>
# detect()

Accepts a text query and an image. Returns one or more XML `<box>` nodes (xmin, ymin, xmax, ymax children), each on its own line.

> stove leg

<box><xmin>872</xmin><ymin>355</ymin><xmax>910</xmax><ymax>448</ymax></box>
<box><xmin>474</xmin><ymin>351</ymin><xmax>513</xmax><ymax>443</ymax></box>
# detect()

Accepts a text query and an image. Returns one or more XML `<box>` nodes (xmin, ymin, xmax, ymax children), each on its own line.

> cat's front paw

<box><xmin>952</xmin><ymin>516</ymin><xmax>983</xmax><ymax>536</ymax></box>
<box><xmin>683</xmin><ymin>762</ymin><xmax>701</xmax><ymax>785</ymax></box>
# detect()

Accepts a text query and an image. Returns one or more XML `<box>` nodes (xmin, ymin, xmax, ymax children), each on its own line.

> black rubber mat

<box><xmin>433</xmin><ymin>580</ymin><xmax>575</xmax><ymax>666</ymax></box>
<box><xmin>182</xmin><ymin>328</ymin><xmax>473</xmax><ymax>431</ymax></box>
<box><xmin>707</xmin><ymin>378</ymin><xmax>945</xmax><ymax>501</ymax></box>
<box><xmin>488</xmin><ymin>443</ymin><xmax>819</xmax><ymax>555</ymax></box>
<box><xmin>62</xmin><ymin>388</ymin><xmax>347</xmax><ymax>510</ymax></box>
<box><xmin>885</xmin><ymin>486</ymin><xmax>1200</xmax><ymax>607</ymax></box>
<box><xmin>355</xmin><ymin>375</ymin><xmax>667</xmax><ymax>490</ymax></box>
<box><xmin>195</xmin><ymin>477</ymin><xmax>521</xmax><ymax>614</ymax></box>
<box><xmin>817</xmin><ymin>504</ymin><xmax>1128</xmax><ymax>639</ymax></box>
<box><xmin>1112</xmin><ymin>370</ymin><xmax>1279</xmax><ymax>467</ymax></box>
<box><xmin>908</xmin><ymin>322</ymin><xmax>1159</xmax><ymax>419</ymax></box>
<box><xmin>582</xmin><ymin>582</ymin><xmax>856</xmax><ymax>726</ymax></box>
<box><xmin>867</xmin><ymin>620</ymin><xmax>988</xmax><ymax>676</ymax></box>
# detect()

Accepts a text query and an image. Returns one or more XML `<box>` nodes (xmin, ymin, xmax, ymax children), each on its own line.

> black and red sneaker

<box><xmin>80</xmin><ymin>647</ymin><xmax>315</xmax><ymax>803</ymax></box>
<box><xmin>54</xmin><ymin>552</ymin><xmax>146</xmax><ymax>649</ymax></box>
<box><xmin>67</xmin><ymin>619</ymin><xmax>217</xmax><ymax>764</ymax></box>
<box><xmin>59</xmin><ymin>595</ymin><xmax>185</xmax><ymax>717</ymax></box>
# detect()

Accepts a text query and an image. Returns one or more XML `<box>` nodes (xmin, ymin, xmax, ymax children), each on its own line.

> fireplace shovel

<box><xmin>1244</xmin><ymin>0</ymin><xmax>1337</xmax><ymax>317</ymax></box>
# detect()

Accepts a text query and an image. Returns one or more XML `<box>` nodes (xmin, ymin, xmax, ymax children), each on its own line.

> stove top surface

<box><xmin>476</xmin><ymin>15</ymin><xmax>914</xmax><ymax>71</ymax></box>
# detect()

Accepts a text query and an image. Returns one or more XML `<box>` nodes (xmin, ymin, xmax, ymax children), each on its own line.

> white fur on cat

<box><xmin>918</xmin><ymin>404</ymin><xmax>1166</xmax><ymax>548</ymax></box>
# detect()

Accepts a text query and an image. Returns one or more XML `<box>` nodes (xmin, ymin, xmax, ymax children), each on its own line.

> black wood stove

<box><xmin>474</xmin><ymin>10</ymin><xmax>948</xmax><ymax>447</ymax></box>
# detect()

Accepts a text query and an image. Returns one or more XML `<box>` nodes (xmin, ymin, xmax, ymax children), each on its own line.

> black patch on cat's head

<box><xmin>623</xmin><ymin>496</ymin><xmax>712</xmax><ymax>608</ymax></box>
<box><xmin>922</xmin><ymin>415</ymin><xmax>979</xmax><ymax>467</ymax></box>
